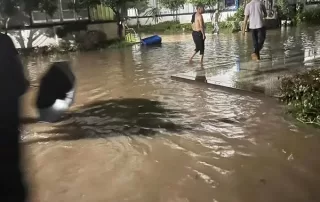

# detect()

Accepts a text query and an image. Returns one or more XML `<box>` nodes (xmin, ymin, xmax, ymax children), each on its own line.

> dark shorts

<box><xmin>192</xmin><ymin>31</ymin><xmax>205</xmax><ymax>55</ymax></box>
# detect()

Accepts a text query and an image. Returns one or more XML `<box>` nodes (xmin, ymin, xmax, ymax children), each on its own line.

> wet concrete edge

<box><xmin>171</xmin><ymin>75</ymin><xmax>281</xmax><ymax>100</ymax></box>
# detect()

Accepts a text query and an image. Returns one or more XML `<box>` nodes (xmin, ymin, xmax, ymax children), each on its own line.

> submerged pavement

<box><xmin>172</xmin><ymin>26</ymin><xmax>320</xmax><ymax>97</ymax></box>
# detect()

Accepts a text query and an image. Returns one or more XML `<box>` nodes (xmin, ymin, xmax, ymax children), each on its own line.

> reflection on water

<box><xmin>21</xmin><ymin>26</ymin><xmax>320</xmax><ymax>202</ymax></box>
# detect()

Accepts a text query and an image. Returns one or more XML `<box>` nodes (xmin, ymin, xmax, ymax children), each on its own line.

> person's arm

<box><xmin>242</xmin><ymin>5</ymin><xmax>249</xmax><ymax>34</ymax></box>
<box><xmin>261</xmin><ymin>4</ymin><xmax>267</xmax><ymax>18</ymax></box>
<box><xmin>198</xmin><ymin>14</ymin><xmax>206</xmax><ymax>39</ymax></box>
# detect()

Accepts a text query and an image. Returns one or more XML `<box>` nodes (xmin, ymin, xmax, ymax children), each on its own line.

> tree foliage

<box><xmin>159</xmin><ymin>0</ymin><xmax>186</xmax><ymax>21</ymax></box>
<box><xmin>68</xmin><ymin>0</ymin><xmax>91</xmax><ymax>13</ymax></box>
<box><xmin>126</xmin><ymin>0</ymin><xmax>149</xmax><ymax>28</ymax></box>
<box><xmin>188</xmin><ymin>0</ymin><xmax>217</xmax><ymax>8</ymax></box>
<box><xmin>159</xmin><ymin>0</ymin><xmax>186</xmax><ymax>12</ymax></box>
<box><xmin>38</xmin><ymin>0</ymin><xmax>58</xmax><ymax>17</ymax></box>
<box><xmin>0</xmin><ymin>0</ymin><xmax>16</xmax><ymax>17</ymax></box>
<box><xmin>126</xmin><ymin>0</ymin><xmax>149</xmax><ymax>15</ymax></box>
<box><xmin>0</xmin><ymin>0</ymin><xmax>59</xmax><ymax>17</ymax></box>
<box><xmin>276</xmin><ymin>0</ymin><xmax>289</xmax><ymax>20</ymax></box>
<box><xmin>188</xmin><ymin>0</ymin><xmax>219</xmax><ymax>22</ymax></box>
<box><xmin>145</xmin><ymin>7</ymin><xmax>162</xmax><ymax>24</ymax></box>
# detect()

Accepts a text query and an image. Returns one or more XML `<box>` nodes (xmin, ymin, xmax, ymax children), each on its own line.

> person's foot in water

<box><xmin>251</xmin><ymin>53</ymin><xmax>259</xmax><ymax>61</ymax></box>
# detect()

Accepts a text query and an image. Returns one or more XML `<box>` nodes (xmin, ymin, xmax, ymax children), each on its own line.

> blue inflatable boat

<box><xmin>141</xmin><ymin>35</ymin><xmax>162</xmax><ymax>46</ymax></box>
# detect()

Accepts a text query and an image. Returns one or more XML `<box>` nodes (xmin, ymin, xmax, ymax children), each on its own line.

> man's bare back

<box><xmin>189</xmin><ymin>5</ymin><xmax>206</xmax><ymax>64</ymax></box>
<box><xmin>192</xmin><ymin>13</ymin><xmax>204</xmax><ymax>32</ymax></box>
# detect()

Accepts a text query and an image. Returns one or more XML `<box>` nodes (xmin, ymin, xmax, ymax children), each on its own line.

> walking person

<box><xmin>0</xmin><ymin>33</ymin><xmax>29</xmax><ymax>202</ymax></box>
<box><xmin>189</xmin><ymin>4</ymin><xmax>206</xmax><ymax>65</ymax></box>
<box><xmin>212</xmin><ymin>9</ymin><xmax>220</xmax><ymax>34</ymax></box>
<box><xmin>242</xmin><ymin>0</ymin><xmax>267</xmax><ymax>61</ymax></box>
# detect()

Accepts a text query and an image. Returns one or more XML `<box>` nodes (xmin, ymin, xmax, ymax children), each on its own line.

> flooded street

<box><xmin>21</xmin><ymin>26</ymin><xmax>320</xmax><ymax>202</ymax></box>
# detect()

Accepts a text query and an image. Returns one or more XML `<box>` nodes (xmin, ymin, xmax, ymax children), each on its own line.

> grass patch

<box><xmin>279</xmin><ymin>68</ymin><xmax>320</xmax><ymax>126</ymax></box>
<box><xmin>129</xmin><ymin>21</ymin><xmax>240</xmax><ymax>34</ymax></box>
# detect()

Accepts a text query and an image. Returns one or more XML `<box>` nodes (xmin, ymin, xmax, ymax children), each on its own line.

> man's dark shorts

<box><xmin>192</xmin><ymin>31</ymin><xmax>205</xmax><ymax>55</ymax></box>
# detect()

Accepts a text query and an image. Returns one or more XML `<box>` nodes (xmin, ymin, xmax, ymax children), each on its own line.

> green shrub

<box><xmin>299</xmin><ymin>8</ymin><xmax>320</xmax><ymax>24</ymax></box>
<box><xmin>226</xmin><ymin>5</ymin><xmax>244</xmax><ymax>22</ymax></box>
<box><xmin>131</xmin><ymin>21</ymin><xmax>214</xmax><ymax>33</ymax></box>
<box><xmin>279</xmin><ymin>68</ymin><xmax>320</xmax><ymax>126</ymax></box>
<box><xmin>219</xmin><ymin>21</ymin><xmax>235</xmax><ymax>29</ymax></box>
<box><xmin>275</xmin><ymin>0</ymin><xmax>289</xmax><ymax>20</ymax></box>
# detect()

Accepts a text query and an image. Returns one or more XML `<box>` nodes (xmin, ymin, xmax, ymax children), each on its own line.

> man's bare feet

<box><xmin>251</xmin><ymin>53</ymin><xmax>259</xmax><ymax>61</ymax></box>
<box><xmin>189</xmin><ymin>59</ymin><xmax>194</xmax><ymax>64</ymax></box>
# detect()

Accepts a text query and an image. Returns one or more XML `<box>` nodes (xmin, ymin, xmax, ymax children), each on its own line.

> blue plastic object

<box><xmin>141</xmin><ymin>35</ymin><xmax>162</xmax><ymax>46</ymax></box>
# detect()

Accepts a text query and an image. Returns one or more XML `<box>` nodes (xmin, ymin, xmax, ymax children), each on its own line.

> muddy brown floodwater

<box><xmin>20</xmin><ymin>27</ymin><xmax>320</xmax><ymax>202</ymax></box>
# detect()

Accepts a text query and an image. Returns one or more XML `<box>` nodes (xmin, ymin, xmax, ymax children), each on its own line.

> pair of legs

<box><xmin>251</xmin><ymin>27</ymin><xmax>266</xmax><ymax>60</ymax></box>
<box><xmin>212</xmin><ymin>22</ymin><xmax>219</xmax><ymax>34</ymax></box>
<box><xmin>189</xmin><ymin>31</ymin><xmax>205</xmax><ymax>64</ymax></box>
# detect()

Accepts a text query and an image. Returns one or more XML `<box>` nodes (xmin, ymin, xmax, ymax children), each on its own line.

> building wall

<box><xmin>5</xmin><ymin>22</ymin><xmax>119</xmax><ymax>49</ymax></box>
<box><xmin>0</xmin><ymin>0</ymin><xmax>118</xmax><ymax>49</ymax></box>
<box><xmin>1</xmin><ymin>0</ymin><xmax>116</xmax><ymax>30</ymax></box>
<box><xmin>126</xmin><ymin>0</ymin><xmax>238</xmax><ymax>26</ymax></box>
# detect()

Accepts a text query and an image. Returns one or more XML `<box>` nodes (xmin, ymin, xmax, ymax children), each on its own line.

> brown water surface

<box><xmin>21</xmin><ymin>27</ymin><xmax>320</xmax><ymax>202</ymax></box>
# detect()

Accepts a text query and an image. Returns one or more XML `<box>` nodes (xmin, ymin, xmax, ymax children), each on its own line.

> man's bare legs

<box><xmin>189</xmin><ymin>52</ymin><xmax>204</xmax><ymax>64</ymax></box>
<box><xmin>189</xmin><ymin>51</ymin><xmax>197</xmax><ymax>63</ymax></box>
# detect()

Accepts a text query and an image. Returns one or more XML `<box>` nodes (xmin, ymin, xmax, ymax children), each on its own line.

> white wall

<box><xmin>126</xmin><ymin>11</ymin><xmax>236</xmax><ymax>26</ymax></box>
<box><xmin>127</xmin><ymin>3</ymin><xmax>195</xmax><ymax>17</ymax></box>
<box><xmin>6</xmin><ymin>28</ymin><xmax>58</xmax><ymax>49</ymax></box>
<box><xmin>126</xmin><ymin>0</ymin><xmax>238</xmax><ymax>26</ymax></box>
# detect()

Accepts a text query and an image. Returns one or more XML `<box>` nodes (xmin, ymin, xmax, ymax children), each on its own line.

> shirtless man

<box><xmin>189</xmin><ymin>5</ymin><xmax>206</xmax><ymax>64</ymax></box>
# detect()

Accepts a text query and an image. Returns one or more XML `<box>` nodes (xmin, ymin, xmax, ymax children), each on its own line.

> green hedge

<box><xmin>226</xmin><ymin>5</ymin><xmax>245</xmax><ymax>22</ymax></box>
<box><xmin>130</xmin><ymin>21</ymin><xmax>241</xmax><ymax>34</ymax></box>
<box><xmin>279</xmin><ymin>68</ymin><xmax>320</xmax><ymax>126</ymax></box>
<box><xmin>131</xmin><ymin>21</ymin><xmax>210</xmax><ymax>33</ymax></box>
<box><xmin>298</xmin><ymin>7</ymin><xmax>320</xmax><ymax>24</ymax></box>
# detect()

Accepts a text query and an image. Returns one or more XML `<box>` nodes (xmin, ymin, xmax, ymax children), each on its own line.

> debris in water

<box><xmin>288</xmin><ymin>154</ymin><xmax>294</xmax><ymax>161</ymax></box>
<box><xmin>260</xmin><ymin>179</ymin><xmax>267</xmax><ymax>184</ymax></box>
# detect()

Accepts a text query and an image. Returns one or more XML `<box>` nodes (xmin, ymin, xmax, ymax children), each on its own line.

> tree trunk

<box><xmin>135</xmin><ymin>10</ymin><xmax>140</xmax><ymax>29</ymax></box>
<box><xmin>58</xmin><ymin>0</ymin><xmax>64</xmax><ymax>22</ymax></box>
<box><xmin>5</xmin><ymin>18</ymin><xmax>10</xmax><ymax>35</ymax></box>
<box><xmin>176</xmin><ymin>10</ymin><xmax>178</xmax><ymax>22</ymax></box>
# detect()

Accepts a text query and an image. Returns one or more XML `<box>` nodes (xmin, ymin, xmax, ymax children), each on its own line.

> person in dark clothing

<box><xmin>36</xmin><ymin>61</ymin><xmax>75</xmax><ymax>123</ymax></box>
<box><xmin>189</xmin><ymin>5</ymin><xmax>206</xmax><ymax>64</ymax></box>
<box><xmin>0</xmin><ymin>33</ymin><xmax>29</xmax><ymax>202</ymax></box>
